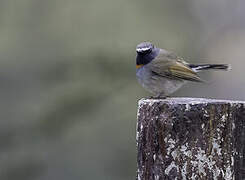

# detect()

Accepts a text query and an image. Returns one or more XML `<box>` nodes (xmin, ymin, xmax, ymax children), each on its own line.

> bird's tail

<box><xmin>189</xmin><ymin>64</ymin><xmax>231</xmax><ymax>72</ymax></box>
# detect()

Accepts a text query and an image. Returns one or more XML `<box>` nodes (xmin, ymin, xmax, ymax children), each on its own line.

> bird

<box><xmin>136</xmin><ymin>42</ymin><xmax>231</xmax><ymax>98</ymax></box>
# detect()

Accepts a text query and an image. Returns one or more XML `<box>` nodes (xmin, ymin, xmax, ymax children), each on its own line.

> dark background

<box><xmin>1</xmin><ymin>0</ymin><xmax>244</xmax><ymax>179</ymax></box>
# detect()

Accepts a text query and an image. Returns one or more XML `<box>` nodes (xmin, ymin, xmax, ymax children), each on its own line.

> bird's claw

<box><xmin>148</xmin><ymin>95</ymin><xmax>169</xmax><ymax>99</ymax></box>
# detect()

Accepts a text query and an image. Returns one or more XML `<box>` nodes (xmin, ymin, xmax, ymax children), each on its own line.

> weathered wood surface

<box><xmin>136</xmin><ymin>98</ymin><xmax>245</xmax><ymax>180</ymax></box>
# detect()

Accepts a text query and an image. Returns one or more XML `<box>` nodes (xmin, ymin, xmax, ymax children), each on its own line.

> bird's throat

<box><xmin>136</xmin><ymin>64</ymin><xmax>144</xmax><ymax>69</ymax></box>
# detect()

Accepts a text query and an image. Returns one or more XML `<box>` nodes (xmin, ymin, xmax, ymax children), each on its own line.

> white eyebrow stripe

<box><xmin>136</xmin><ymin>47</ymin><xmax>151</xmax><ymax>52</ymax></box>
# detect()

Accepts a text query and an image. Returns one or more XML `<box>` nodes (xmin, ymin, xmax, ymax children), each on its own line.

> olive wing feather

<box><xmin>149</xmin><ymin>50</ymin><xmax>203</xmax><ymax>82</ymax></box>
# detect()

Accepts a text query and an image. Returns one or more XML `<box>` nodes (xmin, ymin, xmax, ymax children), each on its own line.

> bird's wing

<box><xmin>149</xmin><ymin>50</ymin><xmax>203</xmax><ymax>82</ymax></box>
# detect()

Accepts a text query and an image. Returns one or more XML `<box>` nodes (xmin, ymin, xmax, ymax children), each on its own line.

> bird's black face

<box><xmin>136</xmin><ymin>42</ymin><xmax>159</xmax><ymax>68</ymax></box>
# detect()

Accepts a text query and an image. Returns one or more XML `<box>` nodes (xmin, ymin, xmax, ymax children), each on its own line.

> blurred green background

<box><xmin>0</xmin><ymin>0</ymin><xmax>244</xmax><ymax>179</ymax></box>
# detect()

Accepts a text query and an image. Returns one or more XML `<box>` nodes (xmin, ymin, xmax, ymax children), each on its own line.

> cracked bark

<box><xmin>136</xmin><ymin>98</ymin><xmax>245</xmax><ymax>180</ymax></box>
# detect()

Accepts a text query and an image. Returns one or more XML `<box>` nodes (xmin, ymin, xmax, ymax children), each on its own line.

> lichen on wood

<box><xmin>136</xmin><ymin>98</ymin><xmax>245</xmax><ymax>180</ymax></box>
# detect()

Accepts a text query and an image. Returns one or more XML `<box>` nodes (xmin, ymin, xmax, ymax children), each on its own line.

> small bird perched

<box><xmin>136</xmin><ymin>42</ymin><xmax>231</xmax><ymax>98</ymax></box>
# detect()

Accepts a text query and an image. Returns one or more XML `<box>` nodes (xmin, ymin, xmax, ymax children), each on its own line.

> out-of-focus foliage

<box><xmin>0</xmin><ymin>0</ymin><xmax>244</xmax><ymax>179</ymax></box>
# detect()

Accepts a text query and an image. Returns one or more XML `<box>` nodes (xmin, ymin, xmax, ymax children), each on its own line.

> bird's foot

<box><xmin>148</xmin><ymin>95</ymin><xmax>169</xmax><ymax>99</ymax></box>
<box><xmin>157</xmin><ymin>95</ymin><xmax>170</xmax><ymax>99</ymax></box>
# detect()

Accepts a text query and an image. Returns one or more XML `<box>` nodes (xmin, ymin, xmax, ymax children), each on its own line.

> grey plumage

<box><xmin>136</xmin><ymin>42</ymin><xmax>231</xmax><ymax>97</ymax></box>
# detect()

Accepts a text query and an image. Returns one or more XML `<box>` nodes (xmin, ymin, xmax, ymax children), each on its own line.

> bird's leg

<box><xmin>149</xmin><ymin>93</ymin><xmax>169</xmax><ymax>99</ymax></box>
<box><xmin>157</xmin><ymin>93</ymin><xmax>168</xmax><ymax>99</ymax></box>
<box><xmin>148</xmin><ymin>96</ymin><xmax>157</xmax><ymax>99</ymax></box>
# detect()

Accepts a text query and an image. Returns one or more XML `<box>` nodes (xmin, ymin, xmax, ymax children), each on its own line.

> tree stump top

<box><xmin>137</xmin><ymin>97</ymin><xmax>245</xmax><ymax>180</ymax></box>
<box><xmin>138</xmin><ymin>97</ymin><xmax>244</xmax><ymax>106</ymax></box>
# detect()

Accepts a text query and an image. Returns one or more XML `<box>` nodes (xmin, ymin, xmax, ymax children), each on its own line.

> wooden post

<box><xmin>136</xmin><ymin>98</ymin><xmax>245</xmax><ymax>180</ymax></box>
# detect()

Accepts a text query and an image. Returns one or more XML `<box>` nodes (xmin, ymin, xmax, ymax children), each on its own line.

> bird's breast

<box><xmin>136</xmin><ymin>65</ymin><xmax>185</xmax><ymax>95</ymax></box>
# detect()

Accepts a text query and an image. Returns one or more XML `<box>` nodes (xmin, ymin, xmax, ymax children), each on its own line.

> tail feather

<box><xmin>189</xmin><ymin>64</ymin><xmax>231</xmax><ymax>72</ymax></box>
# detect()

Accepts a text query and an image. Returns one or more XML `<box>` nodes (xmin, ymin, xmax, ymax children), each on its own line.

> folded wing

<box><xmin>149</xmin><ymin>50</ymin><xmax>203</xmax><ymax>82</ymax></box>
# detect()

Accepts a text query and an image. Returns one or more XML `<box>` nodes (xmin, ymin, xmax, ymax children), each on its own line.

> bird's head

<box><xmin>136</xmin><ymin>42</ymin><xmax>154</xmax><ymax>54</ymax></box>
<box><xmin>136</xmin><ymin>42</ymin><xmax>159</xmax><ymax>69</ymax></box>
